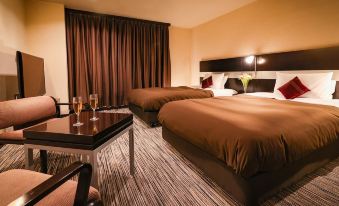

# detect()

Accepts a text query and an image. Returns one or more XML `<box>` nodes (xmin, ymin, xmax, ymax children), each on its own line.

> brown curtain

<box><xmin>65</xmin><ymin>9</ymin><xmax>171</xmax><ymax>107</ymax></box>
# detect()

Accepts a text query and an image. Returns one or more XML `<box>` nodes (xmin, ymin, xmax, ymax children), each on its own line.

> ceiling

<box><xmin>42</xmin><ymin>0</ymin><xmax>255</xmax><ymax>28</ymax></box>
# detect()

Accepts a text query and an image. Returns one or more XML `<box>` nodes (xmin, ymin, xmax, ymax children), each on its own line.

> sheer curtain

<box><xmin>65</xmin><ymin>9</ymin><xmax>171</xmax><ymax>107</ymax></box>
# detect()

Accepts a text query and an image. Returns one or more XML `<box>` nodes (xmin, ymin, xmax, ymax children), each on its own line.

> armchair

<box><xmin>0</xmin><ymin>96</ymin><xmax>62</xmax><ymax>173</ymax></box>
<box><xmin>0</xmin><ymin>161</ymin><xmax>101</xmax><ymax>206</ymax></box>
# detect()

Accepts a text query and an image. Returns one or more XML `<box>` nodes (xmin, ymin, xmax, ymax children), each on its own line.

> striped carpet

<box><xmin>0</xmin><ymin>109</ymin><xmax>338</xmax><ymax>206</ymax></box>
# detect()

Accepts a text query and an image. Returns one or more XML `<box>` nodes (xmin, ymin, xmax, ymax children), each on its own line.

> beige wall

<box><xmin>0</xmin><ymin>0</ymin><xmax>26</xmax><ymax>75</ymax></box>
<box><xmin>169</xmin><ymin>26</ymin><xmax>192</xmax><ymax>86</ymax></box>
<box><xmin>0</xmin><ymin>0</ymin><xmax>68</xmax><ymax>108</ymax></box>
<box><xmin>0</xmin><ymin>0</ymin><xmax>26</xmax><ymax>101</ymax></box>
<box><xmin>191</xmin><ymin>0</ymin><xmax>339</xmax><ymax>84</ymax></box>
<box><xmin>25</xmin><ymin>0</ymin><xmax>69</xmax><ymax>107</ymax></box>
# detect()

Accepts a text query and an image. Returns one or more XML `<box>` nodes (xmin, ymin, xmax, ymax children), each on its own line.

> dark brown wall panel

<box><xmin>225</xmin><ymin>78</ymin><xmax>276</xmax><ymax>93</ymax></box>
<box><xmin>200</xmin><ymin>46</ymin><xmax>339</xmax><ymax>72</ymax></box>
<box><xmin>258</xmin><ymin>46</ymin><xmax>339</xmax><ymax>71</ymax></box>
<box><xmin>200</xmin><ymin>57</ymin><xmax>253</xmax><ymax>72</ymax></box>
<box><xmin>200</xmin><ymin>77</ymin><xmax>276</xmax><ymax>93</ymax></box>
<box><xmin>225</xmin><ymin>78</ymin><xmax>275</xmax><ymax>93</ymax></box>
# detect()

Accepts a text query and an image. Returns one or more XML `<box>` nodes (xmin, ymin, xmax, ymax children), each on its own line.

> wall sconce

<box><xmin>244</xmin><ymin>55</ymin><xmax>266</xmax><ymax>77</ymax></box>
<box><xmin>257</xmin><ymin>57</ymin><xmax>266</xmax><ymax>65</ymax></box>
<box><xmin>244</xmin><ymin>55</ymin><xmax>255</xmax><ymax>64</ymax></box>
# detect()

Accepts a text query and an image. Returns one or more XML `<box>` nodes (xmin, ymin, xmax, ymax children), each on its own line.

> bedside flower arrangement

<box><xmin>239</xmin><ymin>73</ymin><xmax>253</xmax><ymax>93</ymax></box>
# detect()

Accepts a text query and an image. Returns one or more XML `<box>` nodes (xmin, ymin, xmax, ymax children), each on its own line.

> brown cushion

<box><xmin>0</xmin><ymin>169</ymin><xmax>100</xmax><ymax>206</ymax></box>
<box><xmin>0</xmin><ymin>96</ymin><xmax>56</xmax><ymax>129</ymax></box>
<box><xmin>0</xmin><ymin>118</ymin><xmax>59</xmax><ymax>142</ymax></box>
<box><xmin>0</xmin><ymin>130</ymin><xmax>24</xmax><ymax>141</ymax></box>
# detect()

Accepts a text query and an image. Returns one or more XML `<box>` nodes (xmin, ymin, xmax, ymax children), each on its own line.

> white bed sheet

<box><xmin>244</xmin><ymin>92</ymin><xmax>276</xmax><ymax>99</ymax></box>
<box><xmin>292</xmin><ymin>98</ymin><xmax>339</xmax><ymax>107</ymax></box>
<box><xmin>244</xmin><ymin>92</ymin><xmax>339</xmax><ymax>107</ymax></box>
<box><xmin>204</xmin><ymin>88</ymin><xmax>237</xmax><ymax>97</ymax></box>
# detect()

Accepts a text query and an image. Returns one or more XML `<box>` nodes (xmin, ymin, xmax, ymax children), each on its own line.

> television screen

<box><xmin>16</xmin><ymin>51</ymin><xmax>46</xmax><ymax>98</ymax></box>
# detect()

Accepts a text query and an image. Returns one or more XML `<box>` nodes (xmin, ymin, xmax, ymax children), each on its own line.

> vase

<box><xmin>243</xmin><ymin>85</ymin><xmax>247</xmax><ymax>93</ymax></box>
<box><xmin>240</xmin><ymin>79</ymin><xmax>249</xmax><ymax>94</ymax></box>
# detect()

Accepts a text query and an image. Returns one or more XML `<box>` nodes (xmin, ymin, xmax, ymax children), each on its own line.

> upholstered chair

<box><xmin>0</xmin><ymin>96</ymin><xmax>60</xmax><ymax>172</ymax></box>
<box><xmin>0</xmin><ymin>161</ymin><xmax>102</xmax><ymax>206</ymax></box>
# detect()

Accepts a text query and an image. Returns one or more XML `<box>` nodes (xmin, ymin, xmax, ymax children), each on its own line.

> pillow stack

<box><xmin>274</xmin><ymin>72</ymin><xmax>334</xmax><ymax>99</ymax></box>
<box><xmin>202</xmin><ymin>73</ymin><xmax>228</xmax><ymax>89</ymax></box>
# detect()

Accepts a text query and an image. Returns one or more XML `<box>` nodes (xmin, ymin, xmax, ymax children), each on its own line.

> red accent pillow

<box><xmin>202</xmin><ymin>76</ymin><xmax>213</xmax><ymax>88</ymax></box>
<box><xmin>278</xmin><ymin>76</ymin><xmax>310</xmax><ymax>99</ymax></box>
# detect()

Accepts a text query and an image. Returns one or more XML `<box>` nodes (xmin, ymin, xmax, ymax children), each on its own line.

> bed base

<box><xmin>162</xmin><ymin>126</ymin><xmax>339</xmax><ymax>206</ymax></box>
<box><xmin>128</xmin><ymin>104</ymin><xmax>160</xmax><ymax>127</ymax></box>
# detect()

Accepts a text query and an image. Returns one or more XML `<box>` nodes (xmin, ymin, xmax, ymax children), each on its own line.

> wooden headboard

<box><xmin>199</xmin><ymin>46</ymin><xmax>339</xmax><ymax>99</ymax></box>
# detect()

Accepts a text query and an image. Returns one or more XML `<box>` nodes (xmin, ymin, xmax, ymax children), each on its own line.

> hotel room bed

<box><xmin>158</xmin><ymin>95</ymin><xmax>339</xmax><ymax>205</ymax></box>
<box><xmin>128</xmin><ymin>86</ymin><xmax>213</xmax><ymax>126</ymax></box>
<box><xmin>128</xmin><ymin>86</ymin><xmax>236</xmax><ymax>126</ymax></box>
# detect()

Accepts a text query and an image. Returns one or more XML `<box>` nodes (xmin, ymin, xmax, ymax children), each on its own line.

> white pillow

<box><xmin>274</xmin><ymin>72</ymin><xmax>333</xmax><ymax>99</ymax></box>
<box><xmin>211</xmin><ymin>73</ymin><xmax>224</xmax><ymax>89</ymax></box>
<box><xmin>203</xmin><ymin>73</ymin><xmax>211</xmax><ymax>80</ymax></box>
<box><xmin>203</xmin><ymin>73</ymin><xmax>228</xmax><ymax>89</ymax></box>
<box><xmin>245</xmin><ymin>92</ymin><xmax>276</xmax><ymax>99</ymax></box>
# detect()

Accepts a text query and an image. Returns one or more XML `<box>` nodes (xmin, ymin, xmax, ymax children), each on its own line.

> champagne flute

<box><xmin>73</xmin><ymin>96</ymin><xmax>84</xmax><ymax>126</ymax></box>
<box><xmin>90</xmin><ymin>94</ymin><xmax>99</xmax><ymax>121</ymax></box>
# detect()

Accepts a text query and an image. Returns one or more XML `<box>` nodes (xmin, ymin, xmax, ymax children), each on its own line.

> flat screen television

<box><xmin>16</xmin><ymin>51</ymin><xmax>46</xmax><ymax>98</ymax></box>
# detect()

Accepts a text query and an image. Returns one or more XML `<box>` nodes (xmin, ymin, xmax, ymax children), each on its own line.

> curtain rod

<box><xmin>65</xmin><ymin>8</ymin><xmax>171</xmax><ymax>27</ymax></box>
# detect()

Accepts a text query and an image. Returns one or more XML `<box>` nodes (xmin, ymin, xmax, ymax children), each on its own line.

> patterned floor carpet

<box><xmin>0</xmin><ymin>109</ymin><xmax>338</xmax><ymax>206</ymax></box>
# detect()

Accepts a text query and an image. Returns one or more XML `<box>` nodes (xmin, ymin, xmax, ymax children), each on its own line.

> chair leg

<box><xmin>89</xmin><ymin>152</ymin><xmax>99</xmax><ymax>188</ymax></box>
<box><xmin>25</xmin><ymin>147</ymin><xmax>34</xmax><ymax>170</ymax></box>
<box><xmin>40</xmin><ymin>150</ymin><xmax>48</xmax><ymax>173</ymax></box>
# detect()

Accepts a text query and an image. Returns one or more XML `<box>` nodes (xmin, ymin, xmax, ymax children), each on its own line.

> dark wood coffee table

<box><xmin>23</xmin><ymin>111</ymin><xmax>134</xmax><ymax>188</ymax></box>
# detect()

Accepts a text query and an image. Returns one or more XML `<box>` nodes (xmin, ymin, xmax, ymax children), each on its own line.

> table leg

<box><xmin>89</xmin><ymin>152</ymin><xmax>98</xmax><ymax>188</ymax></box>
<box><xmin>129</xmin><ymin>127</ymin><xmax>135</xmax><ymax>176</ymax></box>
<box><xmin>40</xmin><ymin>150</ymin><xmax>48</xmax><ymax>173</ymax></box>
<box><xmin>24</xmin><ymin>146</ymin><xmax>33</xmax><ymax>170</ymax></box>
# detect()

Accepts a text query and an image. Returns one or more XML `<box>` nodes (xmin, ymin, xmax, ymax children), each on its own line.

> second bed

<box><xmin>158</xmin><ymin>95</ymin><xmax>339</xmax><ymax>205</ymax></box>
<box><xmin>128</xmin><ymin>86</ymin><xmax>236</xmax><ymax>126</ymax></box>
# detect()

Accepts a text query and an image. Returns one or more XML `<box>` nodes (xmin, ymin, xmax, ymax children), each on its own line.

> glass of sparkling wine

<box><xmin>90</xmin><ymin>94</ymin><xmax>99</xmax><ymax>121</ymax></box>
<box><xmin>73</xmin><ymin>96</ymin><xmax>84</xmax><ymax>126</ymax></box>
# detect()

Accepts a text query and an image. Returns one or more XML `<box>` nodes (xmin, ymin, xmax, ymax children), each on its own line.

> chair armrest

<box><xmin>54</xmin><ymin>102</ymin><xmax>72</xmax><ymax>117</ymax></box>
<box><xmin>9</xmin><ymin>162</ymin><xmax>94</xmax><ymax>206</ymax></box>
<box><xmin>50</xmin><ymin>96</ymin><xmax>69</xmax><ymax>117</ymax></box>
<box><xmin>56</xmin><ymin>102</ymin><xmax>72</xmax><ymax>106</ymax></box>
